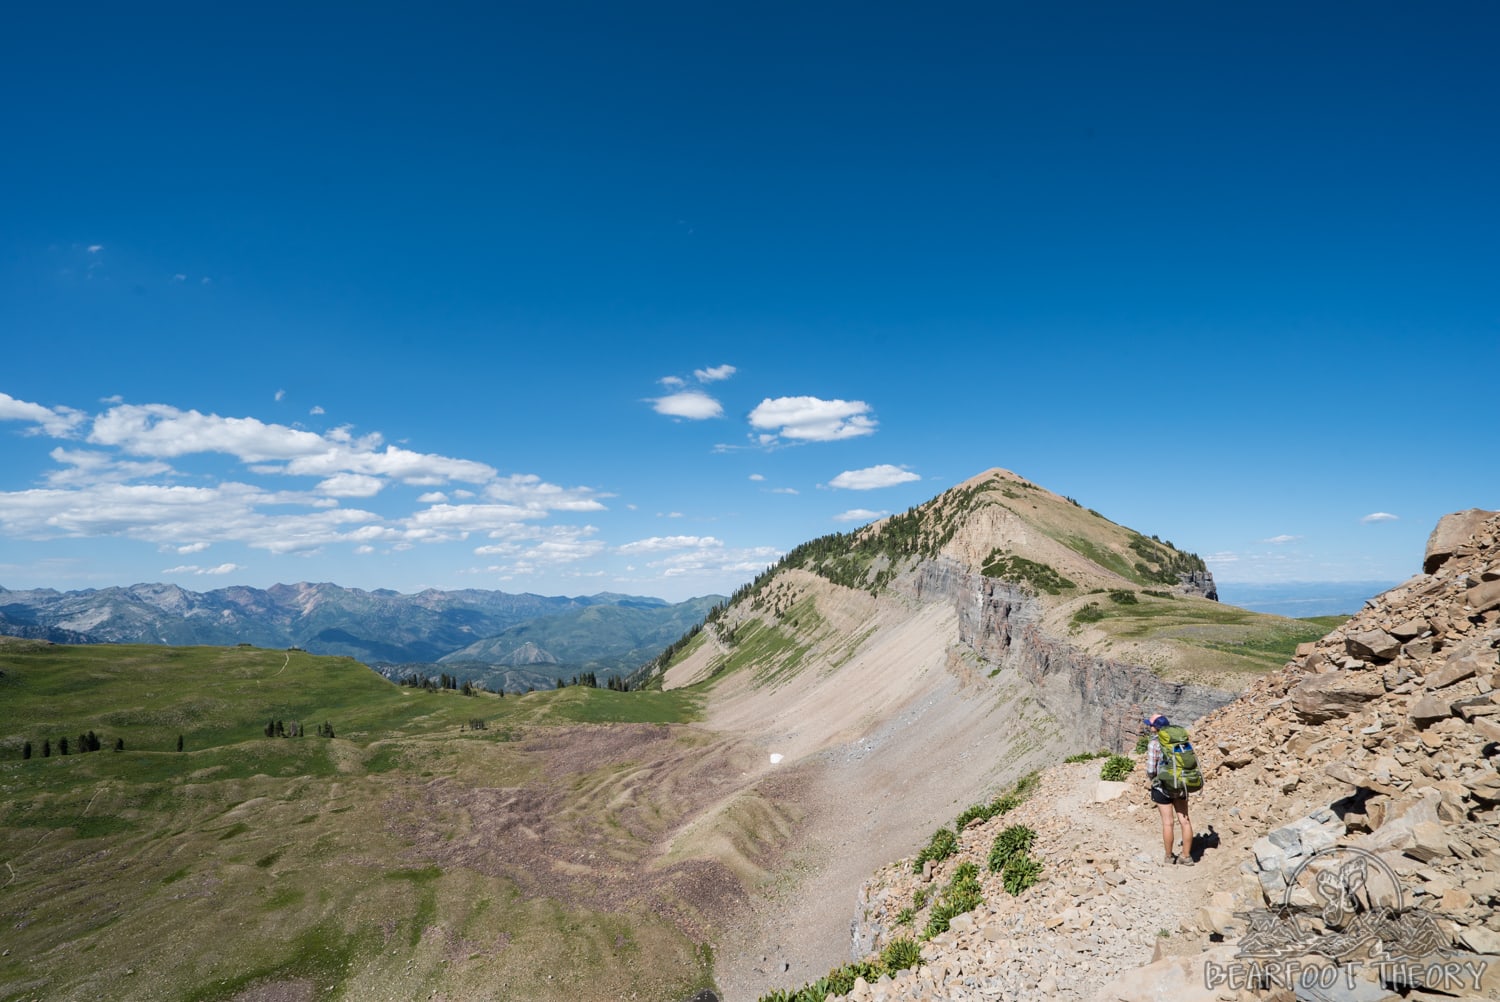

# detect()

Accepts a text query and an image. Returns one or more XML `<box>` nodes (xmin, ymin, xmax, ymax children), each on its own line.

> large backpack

<box><xmin>1155</xmin><ymin>725</ymin><xmax>1204</xmax><ymax>798</ymax></box>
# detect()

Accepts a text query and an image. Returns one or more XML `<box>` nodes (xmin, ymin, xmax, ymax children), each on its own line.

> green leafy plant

<box><xmin>1001</xmin><ymin>853</ymin><xmax>1043</xmax><ymax>896</ymax></box>
<box><xmin>988</xmin><ymin>824</ymin><xmax>1036</xmax><ymax>873</ymax></box>
<box><xmin>894</xmin><ymin>906</ymin><xmax>915</xmax><ymax>927</ymax></box>
<box><xmin>924</xmin><ymin>863</ymin><xmax>984</xmax><ymax>938</ymax></box>
<box><xmin>880</xmin><ymin>937</ymin><xmax>922</xmax><ymax>971</ymax></box>
<box><xmin>1134</xmin><ymin>733</ymin><xmax>1151</xmax><ymax>754</ymax></box>
<box><xmin>912</xmin><ymin>885</ymin><xmax>932</xmax><ymax>909</ymax></box>
<box><xmin>1108</xmin><ymin>589</ymin><xmax>1138</xmax><ymax>605</ymax></box>
<box><xmin>1063</xmin><ymin>749</ymin><xmax>1109</xmax><ymax>763</ymax></box>
<box><xmin>1072</xmin><ymin>603</ymin><xmax>1106</xmax><ymax>625</ymax></box>
<box><xmin>912</xmin><ymin>826</ymin><xmax>958</xmax><ymax>873</ymax></box>
<box><xmin>1100</xmin><ymin>754</ymin><xmax>1134</xmax><ymax>782</ymax></box>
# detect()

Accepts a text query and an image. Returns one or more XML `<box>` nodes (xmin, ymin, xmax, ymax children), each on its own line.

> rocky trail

<box><xmin>798</xmin><ymin>507</ymin><xmax>1500</xmax><ymax>1002</ymax></box>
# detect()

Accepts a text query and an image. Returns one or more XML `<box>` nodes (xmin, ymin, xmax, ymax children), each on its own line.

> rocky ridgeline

<box><xmin>820</xmin><ymin>509</ymin><xmax>1500</xmax><ymax>1002</ymax></box>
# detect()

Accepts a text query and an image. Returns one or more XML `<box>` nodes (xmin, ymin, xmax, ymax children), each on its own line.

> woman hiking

<box><xmin>1144</xmin><ymin>714</ymin><xmax>1196</xmax><ymax>866</ymax></box>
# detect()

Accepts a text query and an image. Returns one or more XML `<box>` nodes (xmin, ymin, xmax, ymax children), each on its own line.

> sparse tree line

<box><xmin>263</xmin><ymin>720</ymin><xmax>338</xmax><ymax>738</ymax></box>
<box><xmin>398</xmin><ymin>671</ymin><xmax>484</xmax><ymax>696</ymax></box>
<box><xmin>17</xmin><ymin>731</ymin><xmax>191</xmax><ymax>759</ymax></box>
<box><xmin>552</xmin><ymin>671</ymin><xmax>627</xmax><ymax>690</ymax></box>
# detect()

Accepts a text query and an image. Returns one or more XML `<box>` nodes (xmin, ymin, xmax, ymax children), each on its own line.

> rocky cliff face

<box><xmin>831</xmin><ymin>508</ymin><xmax>1500</xmax><ymax>1002</ymax></box>
<box><xmin>905</xmin><ymin>559</ymin><xmax>1235</xmax><ymax>751</ymax></box>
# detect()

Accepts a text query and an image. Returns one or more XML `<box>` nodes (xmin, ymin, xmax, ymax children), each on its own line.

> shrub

<box><xmin>955</xmin><ymin>801</ymin><xmax>995</xmax><ymax>830</ymax></box>
<box><xmin>912</xmin><ymin>827</ymin><xmax>958</xmax><ymax>873</ymax></box>
<box><xmin>1134</xmin><ymin>733</ymin><xmax>1151</xmax><ymax>754</ymax></box>
<box><xmin>1063</xmin><ymin>749</ymin><xmax>1109</xmax><ymax>763</ymax></box>
<box><xmin>989</xmin><ymin>792</ymin><xmax>1020</xmax><ymax>816</ymax></box>
<box><xmin>1012</xmin><ymin>771</ymin><xmax>1041</xmax><ymax>798</ymax></box>
<box><xmin>988</xmin><ymin>824</ymin><xmax>1036</xmax><ymax>873</ymax></box>
<box><xmin>880</xmin><ymin>936</ymin><xmax>922</xmax><ymax>972</ymax></box>
<box><xmin>1100</xmin><ymin>755</ymin><xmax>1134</xmax><ymax>781</ymax></box>
<box><xmin>1072</xmin><ymin>603</ymin><xmax>1106</xmax><ymax>625</ymax></box>
<box><xmin>1002</xmin><ymin>853</ymin><xmax>1043</xmax><ymax>896</ymax></box>
<box><xmin>924</xmin><ymin>863</ymin><xmax>984</xmax><ymax>938</ymax></box>
<box><xmin>1108</xmin><ymin>589</ymin><xmax>1138</xmax><ymax>604</ymax></box>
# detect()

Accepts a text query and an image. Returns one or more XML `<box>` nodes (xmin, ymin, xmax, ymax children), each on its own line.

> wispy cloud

<box><xmin>618</xmin><ymin>535</ymin><xmax>724</xmax><ymax>555</ymax></box>
<box><xmin>0</xmin><ymin>392</ymin><xmax>88</xmax><ymax>438</ymax></box>
<box><xmin>87</xmin><ymin>245</ymin><xmax>103</xmax><ymax>254</ymax></box>
<box><xmin>316</xmin><ymin>473</ymin><xmax>384</xmax><ymax>498</ymax></box>
<box><xmin>834</xmin><ymin>508</ymin><xmax>884</xmax><ymax>523</ymax></box>
<box><xmin>163</xmin><ymin>562</ymin><xmax>241</xmax><ymax>576</ymax></box>
<box><xmin>770</xmin><ymin>487</ymin><xmax>799</xmax><ymax>495</ymax></box>
<box><xmin>748</xmin><ymin>473</ymin><xmax>764</xmax><ymax>481</ymax></box>
<box><xmin>1262</xmin><ymin>534</ymin><xmax>1302</xmax><ymax>544</ymax></box>
<box><xmin>828</xmin><ymin>464</ymin><xmax>919</xmax><ymax>490</ymax></box>
<box><xmin>1361</xmin><ymin>512</ymin><xmax>1399</xmax><ymax>524</ymax></box>
<box><xmin>651</xmin><ymin>390</ymin><xmax>723</xmax><ymax>420</ymax></box>
<box><xmin>748</xmin><ymin>396</ymin><xmax>876</xmax><ymax>443</ymax></box>
<box><xmin>275</xmin><ymin>389</ymin><xmax>286</xmax><ymax>401</ymax></box>
<box><xmin>694</xmin><ymin>364</ymin><xmax>736</xmax><ymax>382</ymax></box>
<box><xmin>310</xmin><ymin>405</ymin><xmax>325</xmax><ymax>415</ymax></box>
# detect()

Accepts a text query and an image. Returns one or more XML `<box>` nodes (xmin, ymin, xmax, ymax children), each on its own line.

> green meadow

<box><xmin>0</xmin><ymin>639</ymin><xmax>715</xmax><ymax>1002</ymax></box>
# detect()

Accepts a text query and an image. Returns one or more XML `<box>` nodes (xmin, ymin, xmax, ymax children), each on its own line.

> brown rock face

<box><xmin>1289</xmin><ymin>669</ymin><xmax>1384</xmax><ymax>722</ymax></box>
<box><xmin>1425</xmin><ymin>507</ymin><xmax>1496</xmax><ymax>573</ymax></box>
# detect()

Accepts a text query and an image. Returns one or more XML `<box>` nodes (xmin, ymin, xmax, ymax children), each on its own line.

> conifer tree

<box><xmin>42</xmin><ymin>738</ymin><xmax>51</xmax><ymax>757</ymax></box>
<box><xmin>114</xmin><ymin>738</ymin><xmax>124</xmax><ymax>752</ymax></box>
<box><xmin>59</xmin><ymin>736</ymin><xmax>70</xmax><ymax>755</ymax></box>
<box><xmin>176</xmin><ymin>734</ymin><xmax>184</xmax><ymax>752</ymax></box>
<box><xmin>22</xmin><ymin>741</ymin><xmax>31</xmax><ymax>760</ymax></box>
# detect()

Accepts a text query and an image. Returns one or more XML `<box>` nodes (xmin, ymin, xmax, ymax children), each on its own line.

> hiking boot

<box><xmin>1177</xmin><ymin>853</ymin><xmax>1195</xmax><ymax>867</ymax></box>
<box><xmin>1164</xmin><ymin>851</ymin><xmax>1176</xmax><ymax>866</ymax></box>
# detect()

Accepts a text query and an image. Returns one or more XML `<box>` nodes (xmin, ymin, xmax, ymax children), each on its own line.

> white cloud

<box><xmin>748</xmin><ymin>396</ymin><xmax>876</xmax><ymax>442</ymax></box>
<box><xmin>315</xmin><ymin>473</ymin><xmax>384</xmax><ymax>497</ymax></box>
<box><xmin>354</xmin><ymin>544</ymin><xmax>375</xmax><ymax>555</ymax></box>
<box><xmin>176</xmin><ymin>542</ymin><xmax>210</xmax><ymax>554</ymax></box>
<box><xmin>87</xmin><ymin>245</ymin><xmax>103</xmax><ymax>254</ymax></box>
<box><xmin>652</xmin><ymin>391</ymin><xmax>723</xmax><ymax>420</ymax></box>
<box><xmin>0</xmin><ymin>392</ymin><xmax>88</xmax><ymax>438</ymax></box>
<box><xmin>87</xmin><ymin>403</ymin><xmax>496</xmax><ymax>486</ymax></box>
<box><xmin>44</xmin><ymin>448</ymin><xmax>173</xmax><ymax>487</ymax></box>
<box><xmin>659</xmin><ymin>375</ymin><xmax>686</xmax><ymax>388</ymax></box>
<box><xmin>771</xmin><ymin>487</ymin><xmax>799</xmax><ymax>495</ymax></box>
<box><xmin>484</xmin><ymin>473</ymin><xmax>608</xmax><ymax>512</ymax></box>
<box><xmin>172</xmin><ymin>273</ymin><xmax>187</xmax><ymax>283</ymax></box>
<box><xmin>1361</xmin><ymin>512</ymin><xmax>1399</xmax><ymax>524</ymax></box>
<box><xmin>417</xmin><ymin>491</ymin><xmax>448</xmax><ymax>503</ymax></box>
<box><xmin>647</xmin><ymin>544</ymin><xmax>782</xmax><ymax>579</ymax></box>
<box><xmin>162</xmin><ymin>562</ymin><xmax>242</xmax><ymax>576</ymax></box>
<box><xmin>694</xmin><ymin>364</ymin><xmax>736</xmax><ymax>382</ymax></box>
<box><xmin>275</xmin><ymin>389</ymin><xmax>286</xmax><ymax>401</ymax></box>
<box><xmin>1262</xmin><ymin>534</ymin><xmax>1302</xmax><ymax>544</ymax></box>
<box><xmin>310</xmin><ymin>405</ymin><xmax>325</xmax><ymax>415</ymax></box>
<box><xmin>748</xmin><ymin>473</ymin><xmax>765</xmax><ymax>481</ymax></box>
<box><xmin>828</xmin><ymin>464</ymin><xmax>919</xmax><ymax>490</ymax></box>
<box><xmin>618</xmin><ymin>535</ymin><xmax>724</xmax><ymax>555</ymax></box>
<box><xmin>834</xmin><ymin>508</ymin><xmax>884</xmax><ymax>523</ymax></box>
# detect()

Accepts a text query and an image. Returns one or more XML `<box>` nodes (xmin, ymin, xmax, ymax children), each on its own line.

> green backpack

<box><xmin>1155</xmin><ymin>725</ymin><xmax>1204</xmax><ymax>798</ymax></box>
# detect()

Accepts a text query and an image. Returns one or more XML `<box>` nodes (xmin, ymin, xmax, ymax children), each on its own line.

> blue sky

<box><xmin>1</xmin><ymin>2</ymin><xmax>1496</xmax><ymax>606</ymax></box>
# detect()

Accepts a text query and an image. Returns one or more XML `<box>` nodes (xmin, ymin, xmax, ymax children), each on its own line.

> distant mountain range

<box><xmin>0</xmin><ymin>582</ymin><xmax>722</xmax><ymax>686</ymax></box>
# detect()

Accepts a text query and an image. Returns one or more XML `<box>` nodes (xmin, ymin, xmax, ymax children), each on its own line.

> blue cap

<box><xmin>1143</xmin><ymin>715</ymin><xmax>1169</xmax><ymax>728</ymax></box>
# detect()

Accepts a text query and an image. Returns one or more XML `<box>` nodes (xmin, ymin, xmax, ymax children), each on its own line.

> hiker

<box><xmin>1144</xmin><ymin>714</ymin><xmax>1196</xmax><ymax>866</ymax></box>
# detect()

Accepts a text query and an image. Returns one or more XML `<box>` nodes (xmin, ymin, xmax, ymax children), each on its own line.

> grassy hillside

<box><xmin>0</xmin><ymin>639</ymin><xmax>717</xmax><ymax>1002</ymax></box>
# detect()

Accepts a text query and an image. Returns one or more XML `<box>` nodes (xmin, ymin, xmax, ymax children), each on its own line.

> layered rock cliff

<box><xmin>907</xmin><ymin>559</ymin><xmax>1233</xmax><ymax>751</ymax></box>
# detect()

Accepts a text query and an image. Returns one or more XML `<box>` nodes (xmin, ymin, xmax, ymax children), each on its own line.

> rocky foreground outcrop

<box><xmin>826</xmin><ymin>509</ymin><xmax>1500</xmax><ymax>1002</ymax></box>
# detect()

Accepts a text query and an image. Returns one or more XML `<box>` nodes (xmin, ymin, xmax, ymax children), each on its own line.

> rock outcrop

<box><xmin>823</xmin><ymin>508</ymin><xmax>1500</xmax><ymax>1002</ymax></box>
<box><xmin>908</xmin><ymin>560</ymin><xmax>1236</xmax><ymax>751</ymax></box>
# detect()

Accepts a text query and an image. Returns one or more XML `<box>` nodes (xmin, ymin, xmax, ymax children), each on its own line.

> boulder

<box><xmin>1291</xmin><ymin>670</ymin><xmax>1385</xmax><ymax>723</ymax></box>
<box><xmin>1467</xmin><ymin>579</ymin><xmax>1500</xmax><ymax>614</ymax></box>
<box><xmin>1345</xmin><ymin>628</ymin><xmax>1401</xmax><ymax>662</ymax></box>
<box><xmin>1425</xmin><ymin>508</ymin><xmax>1496</xmax><ymax>573</ymax></box>
<box><xmin>1407</xmin><ymin>694</ymin><xmax>1454</xmax><ymax>728</ymax></box>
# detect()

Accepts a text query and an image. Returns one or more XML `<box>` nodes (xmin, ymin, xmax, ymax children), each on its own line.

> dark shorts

<box><xmin>1150</xmin><ymin>784</ymin><xmax>1187</xmax><ymax>806</ymax></box>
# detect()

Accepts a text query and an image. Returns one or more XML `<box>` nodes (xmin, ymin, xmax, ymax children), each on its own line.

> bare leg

<box><xmin>1157</xmin><ymin>802</ymin><xmax>1176</xmax><ymax>861</ymax></box>
<box><xmin>1174</xmin><ymin>799</ymin><xmax>1195</xmax><ymax>863</ymax></box>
